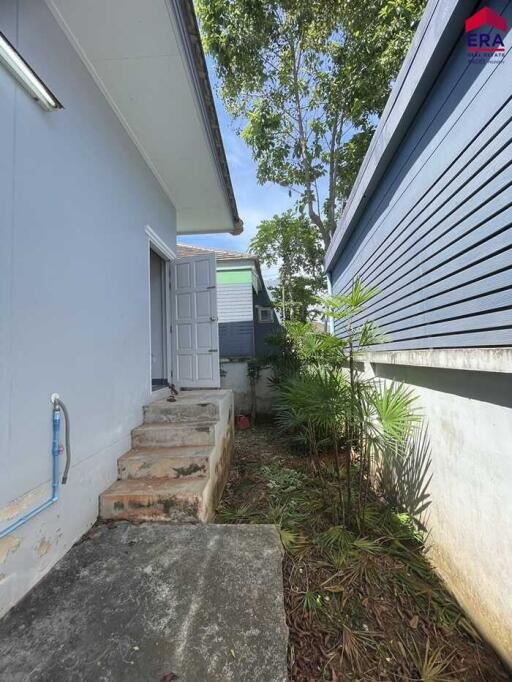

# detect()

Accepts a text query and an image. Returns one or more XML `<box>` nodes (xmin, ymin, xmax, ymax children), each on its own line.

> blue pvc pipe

<box><xmin>0</xmin><ymin>405</ymin><xmax>61</xmax><ymax>540</ymax></box>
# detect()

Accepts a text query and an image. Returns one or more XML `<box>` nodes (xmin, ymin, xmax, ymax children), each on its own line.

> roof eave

<box><xmin>170</xmin><ymin>0</ymin><xmax>242</xmax><ymax>236</ymax></box>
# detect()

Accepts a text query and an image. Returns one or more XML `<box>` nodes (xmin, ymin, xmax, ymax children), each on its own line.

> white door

<box><xmin>170</xmin><ymin>253</ymin><xmax>220</xmax><ymax>388</ymax></box>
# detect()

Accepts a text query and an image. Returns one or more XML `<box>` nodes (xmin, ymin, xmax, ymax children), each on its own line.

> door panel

<box><xmin>171</xmin><ymin>253</ymin><xmax>220</xmax><ymax>388</ymax></box>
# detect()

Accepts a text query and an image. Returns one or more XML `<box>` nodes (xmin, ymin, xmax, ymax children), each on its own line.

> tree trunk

<box><xmin>288</xmin><ymin>36</ymin><xmax>330</xmax><ymax>248</ymax></box>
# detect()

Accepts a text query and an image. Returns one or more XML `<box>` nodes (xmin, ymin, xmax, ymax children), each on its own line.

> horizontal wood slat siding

<box><xmin>217</xmin><ymin>283</ymin><xmax>253</xmax><ymax>322</ymax></box>
<box><xmin>219</xmin><ymin>321</ymin><xmax>254</xmax><ymax>357</ymax></box>
<box><xmin>330</xmin><ymin>0</ymin><xmax>512</xmax><ymax>350</ymax></box>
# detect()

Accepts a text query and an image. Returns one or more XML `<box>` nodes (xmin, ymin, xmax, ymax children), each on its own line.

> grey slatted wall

<box><xmin>330</xmin><ymin>0</ymin><xmax>512</xmax><ymax>350</ymax></box>
<box><xmin>219</xmin><ymin>321</ymin><xmax>254</xmax><ymax>357</ymax></box>
<box><xmin>217</xmin><ymin>278</ymin><xmax>254</xmax><ymax>357</ymax></box>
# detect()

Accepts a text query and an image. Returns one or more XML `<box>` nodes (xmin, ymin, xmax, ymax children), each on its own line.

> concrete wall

<box><xmin>0</xmin><ymin>0</ymin><xmax>177</xmax><ymax>616</ymax></box>
<box><xmin>365</xmin><ymin>352</ymin><xmax>512</xmax><ymax>665</ymax></box>
<box><xmin>220</xmin><ymin>361</ymin><xmax>275</xmax><ymax>417</ymax></box>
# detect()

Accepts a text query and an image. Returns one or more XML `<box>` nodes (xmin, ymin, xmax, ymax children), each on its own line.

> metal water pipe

<box><xmin>0</xmin><ymin>394</ymin><xmax>71</xmax><ymax>540</ymax></box>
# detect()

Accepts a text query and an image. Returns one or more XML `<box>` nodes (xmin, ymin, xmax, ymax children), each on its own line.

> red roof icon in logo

<box><xmin>465</xmin><ymin>7</ymin><xmax>508</xmax><ymax>33</ymax></box>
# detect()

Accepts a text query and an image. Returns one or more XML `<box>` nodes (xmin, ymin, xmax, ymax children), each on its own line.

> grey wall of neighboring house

<box><xmin>219</xmin><ymin>321</ymin><xmax>255</xmax><ymax>357</ymax></box>
<box><xmin>217</xmin><ymin>283</ymin><xmax>253</xmax><ymax>322</ymax></box>
<box><xmin>217</xmin><ymin>270</ymin><xmax>255</xmax><ymax>358</ymax></box>
<box><xmin>0</xmin><ymin>0</ymin><xmax>177</xmax><ymax>616</ymax></box>
<box><xmin>253</xmin><ymin>287</ymin><xmax>281</xmax><ymax>357</ymax></box>
<box><xmin>326</xmin><ymin>0</ymin><xmax>512</xmax><ymax>664</ymax></box>
<box><xmin>329</xmin><ymin>0</ymin><xmax>512</xmax><ymax>350</ymax></box>
<box><xmin>217</xmin><ymin>267</ymin><xmax>280</xmax><ymax>359</ymax></box>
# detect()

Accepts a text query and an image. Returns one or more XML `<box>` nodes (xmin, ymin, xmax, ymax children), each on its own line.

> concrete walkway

<box><xmin>0</xmin><ymin>523</ymin><xmax>288</xmax><ymax>682</ymax></box>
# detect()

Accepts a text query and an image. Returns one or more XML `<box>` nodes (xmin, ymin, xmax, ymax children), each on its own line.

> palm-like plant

<box><xmin>276</xmin><ymin>367</ymin><xmax>350</xmax><ymax>520</ymax></box>
<box><xmin>357</xmin><ymin>380</ymin><xmax>420</xmax><ymax>520</ymax></box>
<box><xmin>273</xmin><ymin>277</ymin><xmax>424</xmax><ymax>527</ymax></box>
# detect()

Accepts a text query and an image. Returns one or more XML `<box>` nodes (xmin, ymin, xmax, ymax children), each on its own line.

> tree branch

<box><xmin>288</xmin><ymin>33</ymin><xmax>329</xmax><ymax>247</ymax></box>
<box><xmin>327</xmin><ymin>113</ymin><xmax>340</xmax><ymax>238</ymax></box>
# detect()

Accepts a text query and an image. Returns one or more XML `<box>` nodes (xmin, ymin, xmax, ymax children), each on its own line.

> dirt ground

<box><xmin>217</xmin><ymin>426</ymin><xmax>511</xmax><ymax>682</ymax></box>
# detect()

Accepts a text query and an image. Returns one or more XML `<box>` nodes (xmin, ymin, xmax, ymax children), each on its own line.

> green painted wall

<box><xmin>217</xmin><ymin>269</ymin><xmax>252</xmax><ymax>285</ymax></box>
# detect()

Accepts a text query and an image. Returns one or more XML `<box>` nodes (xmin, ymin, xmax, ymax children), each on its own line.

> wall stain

<box><xmin>0</xmin><ymin>536</ymin><xmax>21</xmax><ymax>565</ymax></box>
<box><xmin>36</xmin><ymin>538</ymin><xmax>52</xmax><ymax>557</ymax></box>
<box><xmin>0</xmin><ymin>489</ymin><xmax>41</xmax><ymax>522</ymax></box>
<box><xmin>173</xmin><ymin>463</ymin><xmax>206</xmax><ymax>478</ymax></box>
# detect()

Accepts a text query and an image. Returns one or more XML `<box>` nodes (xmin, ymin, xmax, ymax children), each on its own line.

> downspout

<box><xmin>0</xmin><ymin>394</ymin><xmax>71</xmax><ymax>540</ymax></box>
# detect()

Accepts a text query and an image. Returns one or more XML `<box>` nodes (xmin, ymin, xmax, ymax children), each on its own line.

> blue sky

<box><xmin>179</xmin><ymin>61</ymin><xmax>295</xmax><ymax>283</ymax></box>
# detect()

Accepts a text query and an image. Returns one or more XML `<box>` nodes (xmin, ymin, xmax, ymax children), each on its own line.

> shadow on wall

<box><xmin>378</xmin><ymin>425</ymin><xmax>433</xmax><ymax>531</ymax></box>
<box><xmin>373</xmin><ymin>363</ymin><xmax>512</xmax><ymax>410</ymax></box>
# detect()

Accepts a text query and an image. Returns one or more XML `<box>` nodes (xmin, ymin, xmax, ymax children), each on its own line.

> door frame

<box><xmin>145</xmin><ymin>225</ymin><xmax>176</xmax><ymax>399</ymax></box>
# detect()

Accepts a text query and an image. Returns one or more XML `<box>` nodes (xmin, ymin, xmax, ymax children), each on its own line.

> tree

<box><xmin>250</xmin><ymin>211</ymin><xmax>325</xmax><ymax>321</ymax></box>
<box><xmin>197</xmin><ymin>0</ymin><xmax>426</xmax><ymax>248</ymax></box>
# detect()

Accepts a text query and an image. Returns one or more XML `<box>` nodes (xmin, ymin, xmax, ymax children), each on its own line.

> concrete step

<box><xmin>99</xmin><ymin>478</ymin><xmax>208</xmax><ymax>523</ymax></box>
<box><xmin>144</xmin><ymin>398</ymin><xmax>219</xmax><ymax>424</ymax></box>
<box><xmin>118</xmin><ymin>446</ymin><xmax>210</xmax><ymax>480</ymax></box>
<box><xmin>131</xmin><ymin>422</ymin><xmax>215</xmax><ymax>448</ymax></box>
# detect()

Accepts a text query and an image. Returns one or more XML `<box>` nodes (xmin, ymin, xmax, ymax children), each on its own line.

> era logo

<box><xmin>465</xmin><ymin>7</ymin><xmax>508</xmax><ymax>54</ymax></box>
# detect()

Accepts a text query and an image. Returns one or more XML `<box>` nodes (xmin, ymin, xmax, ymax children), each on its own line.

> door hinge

<box><xmin>169</xmin><ymin>325</ymin><xmax>172</xmax><ymax>333</ymax></box>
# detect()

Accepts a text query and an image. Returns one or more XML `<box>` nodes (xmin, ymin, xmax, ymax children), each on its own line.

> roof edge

<box><xmin>325</xmin><ymin>0</ymin><xmax>475</xmax><ymax>272</ymax></box>
<box><xmin>169</xmin><ymin>0</ymin><xmax>242</xmax><ymax>236</ymax></box>
<box><xmin>176</xmin><ymin>243</ymin><xmax>257</xmax><ymax>261</ymax></box>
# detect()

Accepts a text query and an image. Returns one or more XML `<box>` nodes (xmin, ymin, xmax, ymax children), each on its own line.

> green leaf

<box><xmin>197</xmin><ymin>0</ymin><xmax>426</xmax><ymax>251</ymax></box>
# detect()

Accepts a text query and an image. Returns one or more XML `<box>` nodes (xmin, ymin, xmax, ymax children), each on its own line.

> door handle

<box><xmin>210</xmin><ymin>316</ymin><xmax>217</xmax><ymax>321</ymax></box>
<box><xmin>208</xmin><ymin>349</ymin><xmax>218</xmax><ymax>353</ymax></box>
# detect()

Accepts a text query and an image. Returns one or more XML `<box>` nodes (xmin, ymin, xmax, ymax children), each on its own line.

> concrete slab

<box><xmin>0</xmin><ymin>523</ymin><xmax>289</xmax><ymax>682</ymax></box>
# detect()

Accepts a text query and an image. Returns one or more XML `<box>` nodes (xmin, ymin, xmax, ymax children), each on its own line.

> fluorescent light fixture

<box><xmin>0</xmin><ymin>31</ymin><xmax>62</xmax><ymax>111</ymax></box>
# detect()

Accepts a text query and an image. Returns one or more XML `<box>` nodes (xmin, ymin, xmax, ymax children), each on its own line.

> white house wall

<box><xmin>0</xmin><ymin>0</ymin><xmax>177</xmax><ymax>616</ymax></box>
